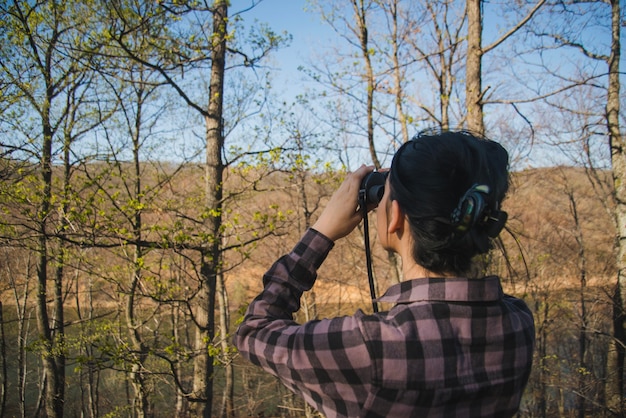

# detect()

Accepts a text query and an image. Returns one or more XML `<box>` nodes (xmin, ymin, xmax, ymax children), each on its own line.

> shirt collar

<box><xmin>376</xmin><ymin>276</ymin><xmax>503</xmax><ymax>304</ymax></box>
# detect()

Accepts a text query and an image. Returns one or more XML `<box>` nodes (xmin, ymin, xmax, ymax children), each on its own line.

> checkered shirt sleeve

<box><xmin>234</xmin><ymin>229</ymin><xmax>373</xmax><ymax>415</ymax></box>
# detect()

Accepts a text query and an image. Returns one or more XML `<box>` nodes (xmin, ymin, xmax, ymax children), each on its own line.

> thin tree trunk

<box><xmin>606</xmin><ymin>0</ymin><xmax>624</xmax><ymax>414</ymax></box>
<box><xmin>386</xmin><ymin>0</ymin><xmax>406</xmax><ymax>285</ymax></box>
<box><xmin>465</xmin><ymin>0</ymin><xmax>484</xmax><ymax>135</ymax></box>
<box><xmin>389</xmin><ymin>0</ymin><xmax>410</xmax><ymax>144</ymax></box>
<box><xmin>4</xmin><ymin>251</ymin><xmax>31</xmax><ymax>418</ymax></box>
<box><xmin>13</xmin><ymin>259</ymin><xmax>29</xmax><ymax>418</ymax></box>
<box><xmin>191</xmin><ymin>2</ymin><xmax>228</xmax><ymax>416</ymax></box>
<box><xmin>566</xmin><ymin>186</ymin><xmax>587</xmax><ymax>417</ymax></box>
<box><xmin>127</xmin><ymin>89</ymin><xmax>150</xmax><ymax>418</ymax></box>
<box><xmin>128</xmin><ymin>263</ymin><xmax>149</xmax><ymax>418</ymax></box>
<box><xmin>424</xmin><ymin>1</ymin><xmax>453</xmax><ymax>130</ymax></box>
<box><xmin>86</xmin><ymin>274</ymin><xmax>99</xmax><ymax>418</ymax></box>
<box><xmin>537</xmin><ymin>299</ymin><xmax>550</xmax><ymax>418</ymax></box>
<box><xmin>217</xmin><ymin>272</ymin><xmax>234</xmax><ymax>418</ymax></box>
<box><xmin>0</xmin><ymin>302</ymin><xmax>6</xmax><ymax>418</ymax></box>
<box><xmin>172</xmin><ymin>304</ymin><xmax>186</xmax><ymax>417</ymax></box>
<box><xmin>37</xmin><ymin>99</ymin><xmax>63</xmax><ymax>418</ymax></box>
<box><xmin>353</xmin><ymin>0</ymin><xmax>381</xmax><ymax>168</ymax></box>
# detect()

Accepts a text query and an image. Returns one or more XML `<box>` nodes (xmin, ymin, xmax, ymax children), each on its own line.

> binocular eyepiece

<box><xmin>359</xmin><ymin>171</ymin><xmax>387</xmax><ymax>207</ymax></box>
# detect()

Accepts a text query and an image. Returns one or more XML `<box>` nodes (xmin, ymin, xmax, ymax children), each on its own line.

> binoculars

<box><xmin>359</xmin><ymin>171</ymin><xmax>387</xmax><ymax>207</ymax></box>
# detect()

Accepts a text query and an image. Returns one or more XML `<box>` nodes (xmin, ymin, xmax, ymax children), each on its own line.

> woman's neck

<box><xmin>401</xmin><ymin>256</ymin><xmax>458</xmax><ymax>280</ymax></box>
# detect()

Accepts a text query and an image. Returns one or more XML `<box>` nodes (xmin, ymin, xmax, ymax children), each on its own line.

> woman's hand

<box><xmin>312</xmin><ymin>165</ymin><xmax>374</xmax><ymax>242</ymax></box>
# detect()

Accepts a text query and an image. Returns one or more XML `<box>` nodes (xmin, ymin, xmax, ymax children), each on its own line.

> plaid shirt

<box><xmin>235</xmin><ymin>229</ymin><xmax>535</xmax><ymax>418</ymax></box>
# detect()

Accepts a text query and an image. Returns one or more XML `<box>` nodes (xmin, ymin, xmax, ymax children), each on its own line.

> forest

<box><xmin>0</xmin><ymin>0</ymin><xmax>623</xmax><ymax>417</ymax></box>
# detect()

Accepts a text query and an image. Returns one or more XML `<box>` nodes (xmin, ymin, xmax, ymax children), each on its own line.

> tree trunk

<box><xmin>465</xmin><ymin>0</ymin><xmax>484</xmax><ymax>135</ymax></box>
<box><xmin>10</xmin><ymin>254</ymin><xmax>31</xmax><ymax>418</ymax></box>
<box><xmin>36</xmin><ymin>96</ymin><xmax>63</xmax><ymax>418</ymax></box>
<box><xmin>606</xmin><ymin>0</ymin><xmax>624</xmax><ymax>414</ymax></box>
<box><xmin>566</xmin><ymin>185</ymin><xmax>588</xmax><ymax>417</ymax></box>
<box><xmin>172</xmin><ymin>304</ymin><xmax>187</xmax><ymax>417</ymax></box>
<box><xmin>0</xmin><ymin>302</ymin><xmax>6</xmax><ymax>418</ymax></box>
<box><xmin>128</xmin><ymin>261</ymin><xmax>149</xmax><ymax>418</ymax></box>
<box><xmin>537</xmin><ymin>299</ymin><xmax>549</xmax><ymax>418</ymax></box>
<box><xmin>190</xmin><ymin>1</ymin><xmax>228</xmax><ymax>416</ymax></box>
<box><xmin>127</xmin><ymin>88</ymin><xmax>150</xmax><ymax>418</ymax></box>
<box><xmin>81</xmin><ymin>274</ymin><xmax>99</xmax><ymax>418</ymax></box>
<box><xmin>217</xmin><ymin>273</ymin><xmax>234</xmax><ymax>418</ymax></box>
<box><xmin>425</xmin><ymin>1</ymin><xmax>453</xmax><ymax>130</ymax></box>
<box><xmin>386</xmin><ymin>0</ymin><xmax>406</xmax><ymax>285</ymax></box>
<box><xmin>353</xmin><ymin>0</ymin><xmax>381</xmax><ymax>168</ymax></box>
<box><xmin>389</xmin><ymin>0</ymin><xmax>410</xmax><ymax>144</ymax></box>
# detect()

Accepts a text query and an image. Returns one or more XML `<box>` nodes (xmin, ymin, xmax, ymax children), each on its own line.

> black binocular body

<box><xmin>359</xmin><ymin>171</ymin><xmax>387</xmax><ymax>207</ymax></box>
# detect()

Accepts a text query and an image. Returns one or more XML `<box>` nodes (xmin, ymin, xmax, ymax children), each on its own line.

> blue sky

<box><xmin>227</xmin><ymin>0</ymin><xmax>621</xmax><ymax>169</ymax></box>
<box><xmin>235</xmin><ymin>0</ymin><xmax>335</xmax><ymax>88</ymax></box>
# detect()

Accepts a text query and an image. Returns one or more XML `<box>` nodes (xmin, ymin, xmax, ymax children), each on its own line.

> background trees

<box><xmin>0</xmin><ymin>0</ymin><xmax>623</xmax><ymax>416</ymax></box>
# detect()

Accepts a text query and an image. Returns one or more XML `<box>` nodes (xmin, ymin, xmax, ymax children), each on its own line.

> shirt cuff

<box><xmin>296</xmin><ymin>228</ymin><xmax>334</xmax><ymax>268</ymax></box>
<box><xmin>284</xmin><ymin>228</ymin><xmax>334</xmax><ymax>290</ymax></box>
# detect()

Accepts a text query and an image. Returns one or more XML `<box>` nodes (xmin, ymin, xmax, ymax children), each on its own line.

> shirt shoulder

<box><xmin>356</xmin><ymin>291</ymin><xmax>535</xmax><ymax>392</ymax></box>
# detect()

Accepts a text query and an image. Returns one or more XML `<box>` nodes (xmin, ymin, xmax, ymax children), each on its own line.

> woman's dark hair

<box><xmin>388</xmin><ymin>130</ymin><xmax>509</xmax><ymax>275</ymax></box>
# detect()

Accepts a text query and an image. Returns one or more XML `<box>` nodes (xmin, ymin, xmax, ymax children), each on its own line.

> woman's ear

<box><xmin>387</xmin><ymin>200</ymin><xmax>405</xmax><ymax>234</ymax></box>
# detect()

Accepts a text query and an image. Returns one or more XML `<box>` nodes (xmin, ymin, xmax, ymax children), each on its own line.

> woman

<box><xmin>235</xmin><ymin>130</ymin><xmax>535</xmax><ymax>417</ymax></box>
